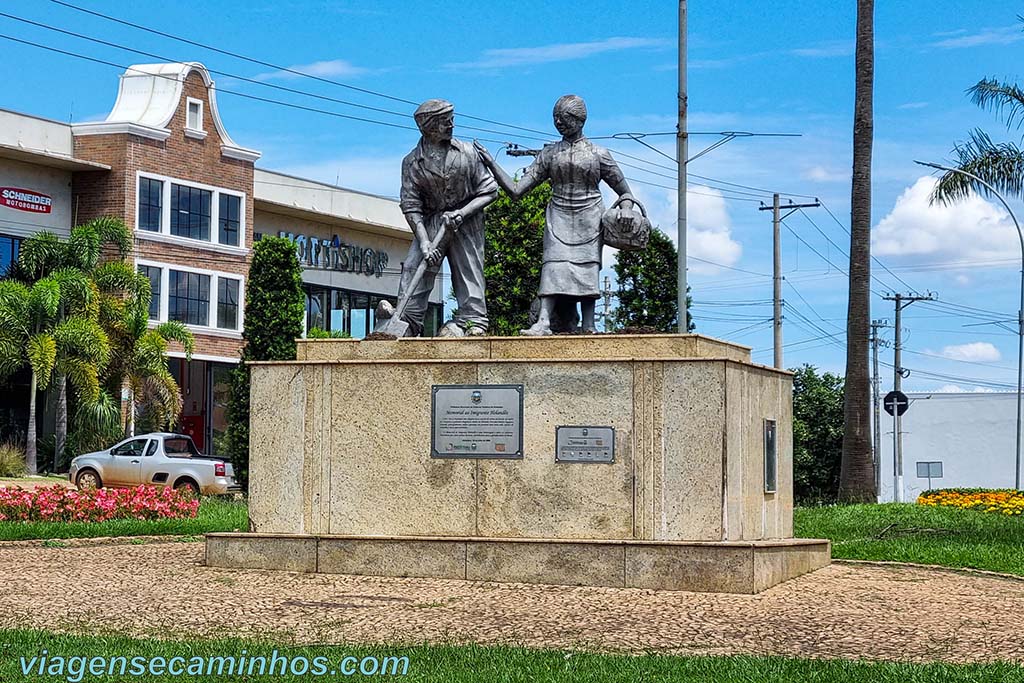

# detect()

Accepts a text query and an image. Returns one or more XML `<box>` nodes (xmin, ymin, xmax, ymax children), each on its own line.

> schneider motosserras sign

<box><xmin>0</xmin><ymin>187</ymin><xmax>52</xmax><ymax>214</ymax></box>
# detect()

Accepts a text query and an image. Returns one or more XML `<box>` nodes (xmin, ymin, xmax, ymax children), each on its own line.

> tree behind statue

<box><xmin>226</xmin><ymin>236</ymin><xmax>304</xmax><ymax>489</ymax></box>
<box><xmin>792</xmin><ymin>364</ymin><xmax>844</xmax><ymax>504</ymax></box>
<box><xmin>482</xmin><ymin>184</ymin><xmax>551</xmax><ymax>336</ymax></box>
<box><xmin>611</xmin><ymin>228</ymin><xmax>693</xmax><ymax>332</ymax></box>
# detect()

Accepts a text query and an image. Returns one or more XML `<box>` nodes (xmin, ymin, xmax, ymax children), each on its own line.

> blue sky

<box><xmin>4</xmin><ymin>0</ymin><xmax>1024</xmax><ymax>392</ymax></box>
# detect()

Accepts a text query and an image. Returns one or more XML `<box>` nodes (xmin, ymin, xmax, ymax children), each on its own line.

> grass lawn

<box><xmin>1</xmin><ymin>630</ymin><xmax>1020</xmax><ymax>682</ymax></box>
<box><xmin>795</xmin><ymin>503</ymin><xmax>1024</xmax><ymax>576</ymax></box>
<box><xmin>0</xmin><ymin>496</ymin><xmax>247</xmax><ymax>541</ymax></box>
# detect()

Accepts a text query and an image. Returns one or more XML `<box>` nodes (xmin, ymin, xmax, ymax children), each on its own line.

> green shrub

<box><xmin>306</xmin><ymin>327</ymin><xmax>349</xmax><ymax>339</ymax></box>
<box><xmin>0</xmin><ymin>441</ymin><xmax>27</xmax><ymax>478</ymax></box>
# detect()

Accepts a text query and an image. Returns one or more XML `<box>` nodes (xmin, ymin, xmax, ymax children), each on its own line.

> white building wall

<box><xmin>0</xmin><ymin>157</ymin><xmax>73</xmax><ymax>237</ymax></box>
<box><xmin>877</xmin><ymin>392</ymin><xmax>1019</xmax><ymax>502</ymax></box>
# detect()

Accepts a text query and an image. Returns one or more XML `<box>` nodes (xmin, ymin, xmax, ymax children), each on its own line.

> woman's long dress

<box><xmin>520</xmin><ymin>137</ymin><xmax>626</xmax><ymax>299</ymax></box>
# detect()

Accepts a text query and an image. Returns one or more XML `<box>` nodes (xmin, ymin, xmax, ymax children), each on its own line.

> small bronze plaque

<box><xmin>555</xmin><ymin>426</ymin><xmax>615</xmax><ymax>463</ymax></box>
<box><xmin>431</xmin><ymin>384</ymin><xmax>523</xmax><ymax>458</ymax></box>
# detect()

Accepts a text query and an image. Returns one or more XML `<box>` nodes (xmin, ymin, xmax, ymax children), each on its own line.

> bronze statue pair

<box><xmin>375</xmin><ymin>96</ymin><xmax>644</xmax><ymax>337</ymax></box>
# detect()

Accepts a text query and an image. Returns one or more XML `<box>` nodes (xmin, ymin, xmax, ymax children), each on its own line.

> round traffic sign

<box><xmin>884</xmin><ymin>390</ymin><xmax>909</xmax><ymax>417</ymax></box>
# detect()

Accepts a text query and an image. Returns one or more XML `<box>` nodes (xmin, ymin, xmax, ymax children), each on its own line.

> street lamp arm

<box><xmin>914</xmin><ymin>159</ymin><xmax>1023</xmax><ymax>491</ymax></box>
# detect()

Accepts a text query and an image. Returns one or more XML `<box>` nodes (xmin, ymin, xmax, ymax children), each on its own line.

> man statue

<box><xmin>376</xmin><ymin>99</ymin><xmax>498</xmax><ymax>336</ymax></box>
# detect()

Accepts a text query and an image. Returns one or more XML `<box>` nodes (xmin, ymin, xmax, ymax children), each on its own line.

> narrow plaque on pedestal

<box><xmin>431</xmin><ymin>384</ymin><xmax>524</xmax><ymax>458</ymax></box>
<box><xmin>555</xmin><ymin>426</ymin><xmax>615</xmax><ymax>463</ymax></box>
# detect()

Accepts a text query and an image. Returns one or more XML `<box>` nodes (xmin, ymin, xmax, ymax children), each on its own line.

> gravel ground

<box><xmin>1</xmin><ymin>540</ymin><xmax>1022</xmax><ymax>664</ymax></box>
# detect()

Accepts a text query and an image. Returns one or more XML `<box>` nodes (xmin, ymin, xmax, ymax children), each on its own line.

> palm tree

<box><xmin>839</xmin><ymin>0</ymin><xmax>877</xmax><ymax>502</ymax></box>
<box><xmin>933</xmin><ymin>78</ymin><xmax>1024</xmax><ymax>202</ymax></box>
<box><xmin>14</xmin><ymin>218</ymin><xmax>130</xmax><ymax>469</ymax></box>
<box><xmin>0</xmin><ymin>275</ymin><xmax>109</xmax><ymax>474</ymax></box>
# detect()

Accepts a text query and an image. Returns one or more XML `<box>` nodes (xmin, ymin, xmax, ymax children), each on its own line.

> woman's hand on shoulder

<box><xmin>473</xmin><ymin>141</ymin><xmax>495</xmax><ymax>167</ymax></box>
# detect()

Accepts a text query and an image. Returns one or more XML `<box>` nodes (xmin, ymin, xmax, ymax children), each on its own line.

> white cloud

<box><xmin>789</xmin><ymin>41</ymin><xmax>853</xmax><ymax>58</ymax></box>
<box><xmin>802</xmin><ymin>165</ymin><xmax>846</xmax><ymax>183</ymax></box>
<box><xmin>872</xmin><ymin>176</ymin><xmax>1018</xmax><ymax>262</ymax></box>
<box><xmin>934</xmin><ymin>383</ymin><xmax>996</xmax><ymax>393</ymax></box>
<box><xmin>931</xmin><ymin>25</ymin><xmax>1024</xmax><ymax>49</ymax></box>
<box><xmin>897</xmin><ymin>102</ymin><xmax>929</xmax><ymax>110</ymax></box>
<box><xmin>255</xmin><ymin>59</ymin><xmax>369</xmax><ymax>81</ymax></box>
<box><xmin>447</xmin><ymin>37</ymin><xmax>669</xmax><ymax>70</ymax></box>
<box><xmin>629</xmin><ymin>183</ymin><xmax>742</xmax><ymax>275</ymax></box>
<box><xmin>955</xmin><ymin>274</ymin><xmax>971</xmax><ymax>286</ymax></box>
<box><xmin>939</xmin><ymin>342</ymin><xmax>1002</xmax><ymax>363</ymax></box>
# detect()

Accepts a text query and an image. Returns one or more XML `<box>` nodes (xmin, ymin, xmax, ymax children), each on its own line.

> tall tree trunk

<box><xmin>55</xmin><ymin>373</ymin><xmax>67</xmax><ymax>472</ymax></box>
<box><xmin>26</xmin><ymin>372</ymin><xmax>38</xmax><ymax>475</ymax></box>
<box><xmin>840</xmin><ymin>0</ymin><xmax>877</xmax><ymax>502</ymax></box>
<box><xmin>126</xmin><ymin>384</ymin><xmax>135</xmax><ymax>437</ymax></box>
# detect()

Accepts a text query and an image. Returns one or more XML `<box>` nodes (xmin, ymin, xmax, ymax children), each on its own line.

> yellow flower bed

<box><xmin>918</xmin><ymin>488</ymin><xmax>1024</xmax><ymax>515</ymax></box>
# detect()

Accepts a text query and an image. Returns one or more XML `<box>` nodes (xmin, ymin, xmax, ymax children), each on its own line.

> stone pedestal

<box><xmin>207</xmin><ymin>334</ymin><xmax>830</xmax><ymax>592</ymax></box>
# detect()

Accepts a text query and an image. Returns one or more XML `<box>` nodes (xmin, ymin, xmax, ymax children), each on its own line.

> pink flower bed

<box><xmin>0</xmin><ymin>485</ymin><xmax>200</xmax><ymax>523</ymax></box>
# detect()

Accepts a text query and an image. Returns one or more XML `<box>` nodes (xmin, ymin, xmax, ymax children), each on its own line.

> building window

<box><xmin>0</xmin><ymin>234</ymin><xmax>21</xmax><ymax>277</ymax></box>
<box><xmin>138</xmin><ymin>265</ymin><xmax>161</xmax><ymax>320</ymax></box>
<box><xmin>218</xmin><ymin>194</ymin><xmax>240</xmax><ymax>247</ymax></box>
<box><xmin>763</xmin><ymin>419</ymin><xmax>778</xmax><ymax>494</ymax></box>
<box><xmin>186</xmin><ymin>98</ymin><xmax>203</xmax><ymax>131</ymax></box>
<box><xmin>217</xmin><ymin>278</ymin><xmax>239</xmax><ymax>330</ymax></box>
<box><xmin>138</xmin><ymin>178</ymin><xmax>163</xmax><ymax>232</ymax></box>
<box><xmin>168</xmin><ymin>270</ymin><xmax>210</xmax><ymax>326</ymax></box>
<box><xmin>170</xmin><ymin>184</ymin><xmax>212</xmax><ymax>241</ymax></box>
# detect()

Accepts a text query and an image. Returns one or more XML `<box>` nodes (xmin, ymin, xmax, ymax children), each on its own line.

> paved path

<box><xmin>0</xmin><ymin>477</ymin><xmax>72</xmax><ymax>491</ymax></box>
<box><xmin>0</xmin><ymin>541</ymin><xmax>1022</xmax><ymax>664</ymax></box>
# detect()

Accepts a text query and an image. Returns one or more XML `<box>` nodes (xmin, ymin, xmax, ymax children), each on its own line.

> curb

<box><xmin>834</xmin><ymin>558</ymin><xmax>1024</xmax><ymax>583</ymax></box>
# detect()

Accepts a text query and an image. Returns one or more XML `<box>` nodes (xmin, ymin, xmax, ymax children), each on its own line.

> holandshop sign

<box><xmin>277</xmin><ymin>231</ymin><xmax>389</xmax><ymax>278</ymax></box>
<box><xmin>0</xmin><ymin>187</ymin><xmax>52</xmax><ymax>214</ymax></box>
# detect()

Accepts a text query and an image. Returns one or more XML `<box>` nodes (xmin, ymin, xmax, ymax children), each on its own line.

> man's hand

<box><xmin>421</xmin><ymin>245</ymin><xmax>443</xmax><ymax>267</ymax></box>
<box><xmin>442</xmin><ymin>210</ymin><xmax>464</xmax><ymax>232</ymax></box>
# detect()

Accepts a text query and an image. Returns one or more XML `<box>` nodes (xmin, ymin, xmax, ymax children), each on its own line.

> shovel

<box><xmin>374</xmin><ymin>222</ymin><xmax>452</xmax><ymax>337</ymax></box>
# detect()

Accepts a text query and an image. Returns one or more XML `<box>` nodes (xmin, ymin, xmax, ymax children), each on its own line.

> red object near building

<box><xmin>180</xmin><ymin>415</ymin><xmax>204</xmax><ymax>452</ymax></box>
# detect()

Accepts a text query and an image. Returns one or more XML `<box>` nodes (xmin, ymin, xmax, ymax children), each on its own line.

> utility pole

<box><xmin>758</xmin><ymin>195</ymin><xmax>821</xmax><ymax>368</ymax></box>
<box><xmin>870</xmin><ymin>319</ymin><xmax>890</xmax><ymax>497</ymax></box>
<box><xmin>600</xmin><ymin>276</ymin><xmax>614</xmax><ymax>332</ymax></box>
<box><xmin>883</xmin><ymin>292</ymin><xmax>936</xmax><ymax>502</ymax></box>
<box><xmin>677</xmin><ymin>0</ymin><xmax>688</xmax><ymax>333</ymax></box>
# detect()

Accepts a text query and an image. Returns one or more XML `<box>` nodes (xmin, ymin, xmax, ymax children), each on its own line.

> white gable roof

<box><xmin>72</xmin><ymin>62</ymin><xmax>260</xmax><ymax>162</ymax></box>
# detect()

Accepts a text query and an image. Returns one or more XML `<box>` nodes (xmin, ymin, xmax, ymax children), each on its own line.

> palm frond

<box><xmin>16</xmin><ymin>231</ymin><xmax>65</xmax><ymax>281</ymax></box>
<box><xmin>969</xmin><ymin>77</ymin><xmax>1024</xmax><ymax>129</ymax></box>
<box><xmin>71</xmin><ymin>390</ymin><xmax>123</xmax><ymax>451</ymax></box>
<box><xmin>86</xmin><ymin>217</ymin><xmax>131</xmax><ymax>258</ymax></box>
<box><xmin>28</xmin><ymin>279</ymin><xmax>61</xmax><ymax>327</ymax></box>
<box><xmin>60</xmin><ymin>357</ymin><xmax>101</xmax><ymax>404</ymax></box>
<box><xmin>132</xmin><ymin>330</ymin><xmax>169</xmax><ymax>377</ymax></box>
<box><xmin>153</xmin><ymin>320</ymin><xmax>194</xmax><ymax>358</ymax></box>
<box><xmin>53</xmin><ymin>316</ymin><xmax>111</xmax><ymax>369</ymax></box>
<box><xmin>0</xmin><ymin>281</ymin><xmax>31</xmax><ymax>338</ymax></box>
<box><xmin>66</xmin><ymin>223</ymin><xmax>101</xmax><ymax>272</ymax></box>
<box><xmin>48</xmin><ymin>267</ymin><xmax>94</xmax><ymax>317</ymax></box>
<box><xmin>26</xmin><ymin>333</ymin><xmax>56</xmax><ymax>383</ymax></box>
<box><xmin>932</xmin><ymin>129</ymin><xmax>1024</xmax><ymax>205</ymax></box>
<box><xmin>0</xmin><ymin>334</ymin><xmax>25</xmax><ymax>378</ymax></box>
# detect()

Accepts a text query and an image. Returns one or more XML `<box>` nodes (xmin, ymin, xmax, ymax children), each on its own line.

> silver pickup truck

<box><xmin>69</xmin><ymin>432</ymin><xmax>240</xmax><ymax>496</ymax></box>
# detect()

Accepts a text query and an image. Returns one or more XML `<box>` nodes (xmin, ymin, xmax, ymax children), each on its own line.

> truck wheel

<box><xmin>76</xmin><ymin>469</ymin><xmax>102</xmax><ymax>490</ymax></box>
<box><xmin>174</xmin><ymin>479</ymin><xmax>200</xmax><ymax>498</ymax></box>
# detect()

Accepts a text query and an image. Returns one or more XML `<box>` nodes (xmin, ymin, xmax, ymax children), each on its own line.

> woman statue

<box><xmin>475</xmin><ymin>94</ymin><xmax>637</xmax><ymax>335</ymax></box>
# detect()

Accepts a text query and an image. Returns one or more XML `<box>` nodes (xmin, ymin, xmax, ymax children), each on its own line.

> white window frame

<box><xmin>185</xmin><ymin>97</ymin><xmax>207</xmax><ymax>139</ymax></box>
<box><xmin>135</xmin><ymin>171</ymin><xmax>247</xmax><ymax>254</ymax></box>
<box><xmin>136</xmin><ymin>259</ymin><xmax>245</xmax><ymax>338</ymax></box>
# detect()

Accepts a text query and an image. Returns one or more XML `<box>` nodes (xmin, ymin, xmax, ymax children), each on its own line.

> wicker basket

<box><xmin>601</xmin><ymin>196</ymin><xmax>651</xmax><ymax>251</ymax></box>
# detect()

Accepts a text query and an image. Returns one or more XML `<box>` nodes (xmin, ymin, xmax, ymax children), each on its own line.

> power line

<box><xmin>0</xmin><ymin>10</ymin><xmax>552</xmax><ymax>143</ymax></box>
<box><xmin>46</xmin><ymin>0</ymin><xmax>553</xmax><ymax>138</ymax></box>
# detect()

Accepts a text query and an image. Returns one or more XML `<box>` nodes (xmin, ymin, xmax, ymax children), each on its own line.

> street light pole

<box><xmin>915</xmin><ymin>160</ymin><xmax>1024</xmax><ymax>491</ymax></box>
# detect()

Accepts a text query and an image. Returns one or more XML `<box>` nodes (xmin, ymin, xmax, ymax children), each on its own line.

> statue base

<box><xmin>210</xmin><ymin>334</ymin><xmax>830</xmax><ymax>593</ymax></box>
<box><xmin>206</xmin><ymin>533</ymin><xmax>829</xmax><ymax>594</ymax></box>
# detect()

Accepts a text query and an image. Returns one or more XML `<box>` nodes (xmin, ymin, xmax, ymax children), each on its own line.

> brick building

<box><xmin>0</xmin><ymin>62</ymin><xmax>440</xmax><ymax>458</ymax></box>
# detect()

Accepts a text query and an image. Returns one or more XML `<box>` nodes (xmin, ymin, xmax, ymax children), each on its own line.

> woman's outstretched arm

<box><xmin>474</xmin><ymin>141</ymin><xmax>545</xmax><ymax>200</ymax></box>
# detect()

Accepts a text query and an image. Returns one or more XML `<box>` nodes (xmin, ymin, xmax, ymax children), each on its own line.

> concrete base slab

<box><xmin>205</xmin><ymin>533</ymin><xmax>830</xmax><ymax>594</ymax></box>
